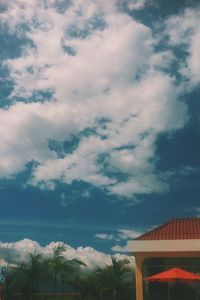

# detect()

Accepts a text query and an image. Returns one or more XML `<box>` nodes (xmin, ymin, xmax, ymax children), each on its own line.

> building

<box><xmin>127</xmin><ymin>218</ymin><xmax>200</xmax><ymax>300</ymax></box>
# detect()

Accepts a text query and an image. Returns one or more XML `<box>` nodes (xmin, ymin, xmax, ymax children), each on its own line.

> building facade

<box><xmin>127</xmin><ymin>218</ymin><xmax>200</xmax><ymax>300</ymax></box>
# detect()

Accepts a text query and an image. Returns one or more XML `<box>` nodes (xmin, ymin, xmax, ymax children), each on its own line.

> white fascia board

<box><xmin>127</xmin><ymin>239</ymin><xmax>200</xmax><ymax>253</ymax></box>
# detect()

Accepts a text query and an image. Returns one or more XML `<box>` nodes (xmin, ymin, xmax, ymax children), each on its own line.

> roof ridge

<box><xmin>135</xmin><ymin>218</ymin><xmax>200</xmax><ymax>241</ymax></box>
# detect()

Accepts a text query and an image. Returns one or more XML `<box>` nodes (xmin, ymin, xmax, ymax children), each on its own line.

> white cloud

<box><xmin>94</xmin><ymin>233</ymin><xmax>115</xmax><ymax>240</ymax></box>
<box><xmin>118</xmin><ymin>229</ymin><xmax>142</xmax><ymax>240</ymax></box>
<box><xmin>0</xmin><ymin>0</ymin><xmax>189</xmax><ymax>197</ymax></box>
<box><xmin>111</xmin><ymin>228</ymin><xmax>143</xmax><ymax>252</ymax></box>
<box><xmin>111</xmin><ymin>245</ymin><xmax>128</xmax><ymax>253</ymax></box>
<box><xmin>60</xmin><ymin>193</ymin><xmax>67</xmax><ymax>207</ymax></box>
<box><xmin>125</xmin><ymin>0</ymin><xmax>146</xmax><ymax>11</ymax></box>
<box><xmin>95</xmin><ymin>228</ymin><xmax>142</xmax><ymax>242</ymax></box>
<box><xmin>0</xmin><ymin>238</ymin><xmax>134</xmax><ymax>269</ymax></box>
<box><xmin>115</xmin><ymin>0</ymin><xmax>146</xmax><ymax>12</ymax></box>
<box><xmin>164</xmin><ymin>7</ymin><xmax>200</xmax><ymax>87</ymax></box>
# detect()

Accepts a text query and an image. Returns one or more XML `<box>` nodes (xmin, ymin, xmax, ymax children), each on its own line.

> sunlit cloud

<box><xmin>0</xmin><ymin>238</ymin><xmax>134</xmax><ymax>268</ymax></box>
<box><xmin>1</xmin><ymin>0</ymin><xmax>198</xmax><ymax>201</ymax></box>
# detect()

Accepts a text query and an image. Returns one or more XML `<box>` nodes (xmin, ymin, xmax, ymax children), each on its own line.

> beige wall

<box><xmin>127</xmin><ymin>239</ymin><xmax>200</xmax><ymax>253</ymax></box>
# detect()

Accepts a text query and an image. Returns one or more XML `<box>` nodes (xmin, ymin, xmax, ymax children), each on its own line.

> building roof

<box><xmin>135</xmin><ymin>218</ymin><xmax>200</xmax><ymax>240</ymax></box>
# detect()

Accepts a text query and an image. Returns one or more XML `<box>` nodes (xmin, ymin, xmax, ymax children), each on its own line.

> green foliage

<box><xmin>70</xmin><ymin>272</ymin><xmax>100</xmax><ymax>300</ymax></box>
<box><xmin>3</xmin><ymin>251</ymin><xmax>135</xmax><ymax>300</ymax></box>
<box><xmin>45</xmin><ymin>243</ymin><xmax>86</xmax><ymax>297</ymax></box>
<box><xmin>5</xmin><ymin>253</ymin><xmax>48</xmax><ymax>300</ymax></box>
<box><xmin>94</xmin><ymin>256</ymin><xmax>134</xmax><ymax>300</ymax></box>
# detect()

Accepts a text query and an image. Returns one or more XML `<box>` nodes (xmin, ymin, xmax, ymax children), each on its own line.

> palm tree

<box><xmin>46</xmin><ymin>243</ymin><xmax>86</xmax><ymax>298</ymax></box>
<box><xmin>12</xmin><ymin>253</ymin><xmax>47</xmax><ymax>300</ymax></box>
<box><xmin>59</xmin><ymin>258</ymin><xmax>86</xmax><ymax>296</ymax></box>
<box><xmin>95</xmin><ymin>257</ymin><xmax>133</xmax><ymax>300</ymax></box>
<box><xmin>46</xmin><ymin>243</ymin><xmax>66</xmax><ymax>298</ymax></box>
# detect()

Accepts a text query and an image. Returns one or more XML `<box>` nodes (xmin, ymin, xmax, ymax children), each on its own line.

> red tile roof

<box><xmin>136</xmin><ymin>218</ymin><xmax>200</xmax><ymax>240</ymax></box>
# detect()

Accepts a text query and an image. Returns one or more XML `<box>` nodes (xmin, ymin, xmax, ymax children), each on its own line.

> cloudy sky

<box><xmin>0</xmin><ymin>0</ymin><xmax>200</xmax><ymax>258</ymax></box>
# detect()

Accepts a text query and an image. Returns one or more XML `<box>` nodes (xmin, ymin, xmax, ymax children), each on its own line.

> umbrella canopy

<box><xmin>144</xmin><ymin>267</ymin><xmax>200</xmax><ymax>282</ymax></box>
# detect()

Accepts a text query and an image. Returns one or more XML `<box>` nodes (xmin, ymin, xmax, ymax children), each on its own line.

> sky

<box><xmin>0</xmin><ymin>0</ymin><xmax>200</xmax><ymax>262</ymax></box>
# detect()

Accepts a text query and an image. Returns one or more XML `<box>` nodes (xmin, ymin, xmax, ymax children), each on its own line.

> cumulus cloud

<box><xmin>164</xmin><ymin>7</ymin><xmax>200</xmax><ymax>87</ymax></box>
<box><xmin>0</xmin><ymin>239</ymin><xmax>134</xmax><ymax>269</ymax></box>
<box><xmin>0</xmin><ymin>0</ymin><xmax>189</xmax><ymax>197</ymax></box>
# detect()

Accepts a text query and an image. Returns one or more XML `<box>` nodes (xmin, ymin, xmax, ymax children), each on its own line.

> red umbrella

<box><xmin>144</xmin><ymin>268</ymin><xmax>200</xmax><ymax>300</ymax></box>
<box><xmin>144</xmin><ymin>267</ymin><xmax>200</xmax><ymax>282</ymax></box>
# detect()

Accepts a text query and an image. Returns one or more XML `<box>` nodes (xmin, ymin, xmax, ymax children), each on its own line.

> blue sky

<box><xmin>0</xmin><ymin>0</ymin><xmax>200</xmax><ymax>256</ymax></box>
